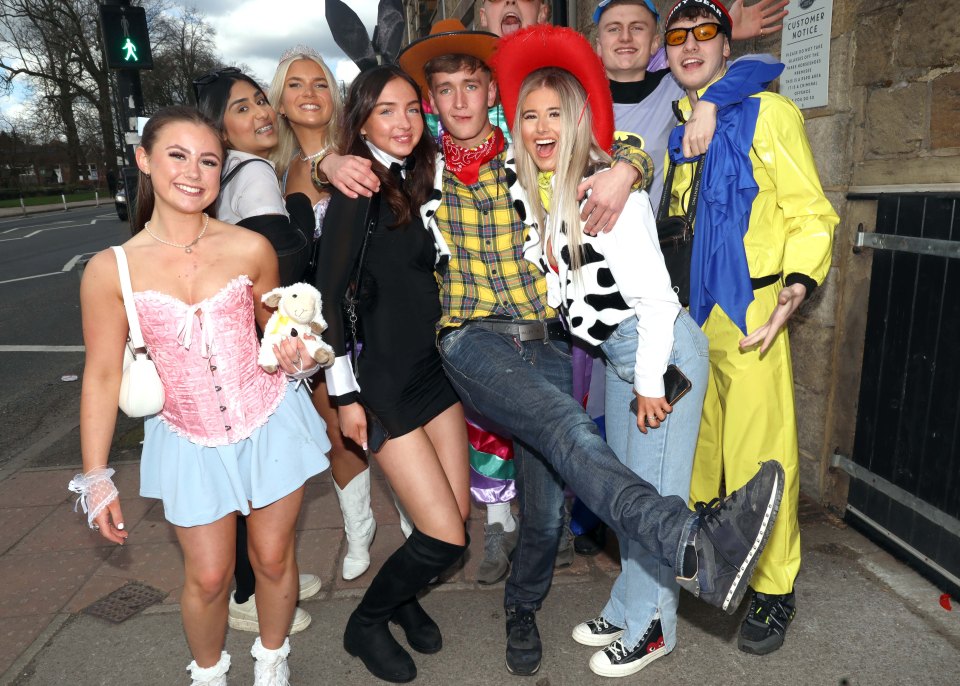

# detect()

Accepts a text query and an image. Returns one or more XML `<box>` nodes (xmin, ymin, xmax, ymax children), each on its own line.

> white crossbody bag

<box><xmin>112</xmin><ymin>246</ymin><xmax>165</xmax><ymax>417</ymax></box>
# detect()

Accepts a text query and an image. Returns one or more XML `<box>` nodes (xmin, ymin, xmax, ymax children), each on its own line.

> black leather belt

<box><xmin>750</xmin><ymin>273</ymin><xmax>782</xmax><ymax>290</ymax></box>
<box><xmin>439</xmin><ymin>317</ymin><xmax>570</xmax><ymax>343</ymax></box>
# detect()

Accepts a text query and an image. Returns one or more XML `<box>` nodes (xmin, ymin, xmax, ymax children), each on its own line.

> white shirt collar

<box><xmin>365</xmin><ymin>141</ymin><xmax>406</xmax><ymax>177</ymax></box>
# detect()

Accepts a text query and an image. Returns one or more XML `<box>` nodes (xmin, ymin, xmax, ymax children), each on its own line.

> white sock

<box><xmin>487</xmin><ymin>502</ymin><xmax>516</xmax><ymax>532</ymax></box>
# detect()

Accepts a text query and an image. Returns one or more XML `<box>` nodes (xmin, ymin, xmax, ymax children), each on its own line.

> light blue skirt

<box><xmin>140</xmin><ymin>382</ymin><xmax>331</xmax><ymax>527</ymax></box>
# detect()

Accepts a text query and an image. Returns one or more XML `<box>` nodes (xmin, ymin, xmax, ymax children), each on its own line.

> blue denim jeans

<box><xmin>438</xmin><ymin>323</ymin><xmax>697</xmax><ymax>611</ymax></box>
<box><xmin>599</xmin><ymin>310</ymin><xmax>709</xmax><ymax>650</ymax></box>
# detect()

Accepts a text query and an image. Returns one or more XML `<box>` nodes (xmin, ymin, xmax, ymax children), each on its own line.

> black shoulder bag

<box><xmin>655</xmin><ymin>154</ymin><xmax>704</xmax><ymax>307</ymax></box>
<box><xmin>342</xmin><ymin>193</ymin><xmax>381</xmax><ymax>375</ymax></box>
<box><xmin>340</xmin><ymin>193</ymin><xmax>390</xmax><ymax>452</ymax></box>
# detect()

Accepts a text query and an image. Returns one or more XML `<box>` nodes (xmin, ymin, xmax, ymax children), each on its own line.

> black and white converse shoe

<box><xmin>571</xmin><ymin>615</ymin><xmax>624</xmax><ymax>647</ymax></box>
<box><xmin>588</xmin><ymin>616</ymin><xmax>667</xmax><ymax>678</ymax></box>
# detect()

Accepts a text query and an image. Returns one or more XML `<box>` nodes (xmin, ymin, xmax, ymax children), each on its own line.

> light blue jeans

<box><xmin>599</xmin><ymin>309</ymin><xmax>709</xmax><ymax>650</ymax></box>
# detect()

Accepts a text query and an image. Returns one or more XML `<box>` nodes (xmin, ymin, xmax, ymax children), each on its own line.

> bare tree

<box><xmin>141</xmin><ymin>5</ymin><xmax>222</xmax><ymax>108</ymax></box>
<box><xmin>0</xmin><ymin>0</ymin><xmax>118</xmax><ymax>181</ymax></box>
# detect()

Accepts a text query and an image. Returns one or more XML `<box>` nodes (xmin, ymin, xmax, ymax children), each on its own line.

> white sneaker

<box><xmin>588</xmin><ymin>616</ymin><xmax>667</xmax><ymax>678</ymax></box>
<box><xmin>228</xmin><ymin>593</ymin><xmax>312</xmax><ymax>634</ymax></box>
<box><xmin>298</xmin><ymin>573</ymin><xmax>321</xmax><ymax>600</ymax></box>
<box><xmin>571</xmin><ymin>615</ymin><xmax>624</xmax><ymax>647</ymax></box>
<box><xmin>251</xmin><ymin>637</ymin><xmax>290</xmax><ymax>686</ymax></box>
<box><xmin>187</xmin><ymin>651</ymin><xmax>230</xmax><ymax>685</ymax></box>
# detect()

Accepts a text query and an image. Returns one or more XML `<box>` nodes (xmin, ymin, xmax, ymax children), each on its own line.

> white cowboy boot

<box><xmin>334</xmin><ymin>468</ymin><xmax>377</xmax><ymax>580</ymax></box>
<box><xmin>390</xmin><ymin>484</ymin><xmax>414</xmax><ymax>539</ymax></box>
<box><xmin>251</xmin><ymin>637</ymin><xmax>290</xmax><ymax>686</ymax></box>
<box><xmin>187</xmin><ymin>651</ymin><xmax>230</xmax><ymax>686</ymax></box>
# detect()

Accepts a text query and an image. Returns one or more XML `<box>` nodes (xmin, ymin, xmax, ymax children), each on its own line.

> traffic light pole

<box><xmin>103</xmin><ymin>0</ymin><xmax>147</xmax><ymax>231</ymax></box>
<box><xmin>116</xmin><ymin>67</ymin><xmax>143</xmax><ymax>232</ymax></box>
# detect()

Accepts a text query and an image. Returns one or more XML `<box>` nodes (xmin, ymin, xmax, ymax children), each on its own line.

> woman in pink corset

<box><xmin>76</xmin><ymin>106</ymin><xmax>329</xmax><ymax>686</ymax></box>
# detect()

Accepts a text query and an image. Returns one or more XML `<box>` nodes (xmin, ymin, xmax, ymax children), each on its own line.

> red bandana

<box><xmin>441</xmin><ymin>127</ymin><xmax>505</xmax><ymax>186</ymax></box>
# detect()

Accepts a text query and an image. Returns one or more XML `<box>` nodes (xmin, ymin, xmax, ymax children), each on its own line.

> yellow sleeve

<box><xmin>756</xmin><ymin>96</ymin><xmax>838</xmax><ymax>288</ymax></box>
<box><xmin>612</xmin><ymin>131</ymin><xmax>654</xmax><ymax>192</ymax></box>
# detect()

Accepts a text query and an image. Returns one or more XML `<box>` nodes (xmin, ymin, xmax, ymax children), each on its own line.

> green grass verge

<box><xmin>0</xmin><ymin>192</ymin><xmax>101</xmax><ymax>209</ymax></box>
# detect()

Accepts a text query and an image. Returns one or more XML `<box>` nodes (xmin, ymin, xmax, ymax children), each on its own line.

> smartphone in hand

<box><xmin>629</xmin><ymin>364</ymin><xmax>693</xmax><ymax>415</ymax></box>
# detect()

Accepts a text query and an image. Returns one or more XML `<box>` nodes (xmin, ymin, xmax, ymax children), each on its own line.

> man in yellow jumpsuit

<box><xmin>664</xmin><ymin>0</ymin><xmax>839</xmax><ymax>656</ymax></box>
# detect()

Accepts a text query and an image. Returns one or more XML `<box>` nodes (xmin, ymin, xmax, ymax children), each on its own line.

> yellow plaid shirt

<box><xmin>435</xmin><ymin>153</ymin><xmax>555</xmax><ymax>328</ymax></box>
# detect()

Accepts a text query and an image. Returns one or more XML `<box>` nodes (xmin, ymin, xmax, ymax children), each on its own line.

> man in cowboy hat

<box><xmin>662</xmin><ymin>0</ymin><xmax>839</xmax><ymax>656</ymax></box>
<box><xmin>399</xmin><ymin>19</ymin><xmax>785</xmax><ymax>677</ymax></box>
<box><xmin>402</xmin><ymin>16</ymin><xmax>653</xmax><ymax>589</ymax></box>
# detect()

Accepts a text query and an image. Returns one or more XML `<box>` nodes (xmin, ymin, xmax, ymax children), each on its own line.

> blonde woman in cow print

<box><xmin>512</xmin><ymin>62</ymin><xmax>711</xmax><ymax>677</ymax></box>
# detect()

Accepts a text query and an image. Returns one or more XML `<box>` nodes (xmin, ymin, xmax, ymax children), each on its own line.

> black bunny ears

<box><xmin>325</xmin><ymin>0</ymin><xmax>405</xmax><ymax>72</ymax></box>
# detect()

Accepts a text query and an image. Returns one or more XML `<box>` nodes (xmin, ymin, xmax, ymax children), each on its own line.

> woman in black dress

<box><xmin>316</xmin><ymin>64</ymin><xmax>470</xmax><ymax>684</ymax></box>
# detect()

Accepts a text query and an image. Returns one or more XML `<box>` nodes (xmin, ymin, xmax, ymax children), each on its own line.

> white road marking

<box><xmin>0</xmin><ymin>219</ymin><xmax>103</xmax><ymax>242</ymax></box>
<box><xmin>62</xmin><ymin>253</ymin><xmax>95</xmax><ymax>272</ymax></box>
<box><xmin>0</xmin><ymin>271</ymin><xmax>64</xmax><ymax>285</ymax></box>
<box><xmin>0</xmin><ymin>345</ymin><xmax>85</xmax><ymax>352</ymax></box>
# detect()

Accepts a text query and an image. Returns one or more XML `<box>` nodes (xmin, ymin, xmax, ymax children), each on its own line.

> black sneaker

<box><xmin>574</xmin><ymin>523</ymin><xmax>607</xmax><ymax>556</ymax></box>
<box><xmin>589</xmin><ymin>616</ymin><xmax>667</xmax><ymax>677</ymax></box>
<box><xmin>677</xmin><ymin>460</ymin><xmax>785</xmax><ymax>614</ymax></box>
<box><xmin>571</xmin><ymin>615</ymin><xmax>624</xmax><ymax>647</ymax></box>
<box><xmin>505</xmin><ymin>608</ymin><xmax>542</xmax><ymax>675</ymax></box>
<box><xmin>738</xmin><ymin>590</ymin><xmax>796</xmax><ymax>655</ymax></box>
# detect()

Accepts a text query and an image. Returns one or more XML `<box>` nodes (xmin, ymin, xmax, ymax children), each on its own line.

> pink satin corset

<box><xmin>134</xmin><ymin>276</ymin><xmax>286</xmax><ymax>447</ymax></box>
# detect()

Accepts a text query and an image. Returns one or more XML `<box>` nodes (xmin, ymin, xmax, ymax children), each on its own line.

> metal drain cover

<box><xmin>83</xmin><ymin>581</ymin><xmax>167</xmax><ymax>623</ymax></box>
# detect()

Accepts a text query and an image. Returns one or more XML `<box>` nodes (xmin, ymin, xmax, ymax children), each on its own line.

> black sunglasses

<box><xmin>192</xmin><ymin>66</ymin><xmax>242</xmax><ymax>103</ymax></box>
<box><xmin>664</xmin><ymin>22</ymin><xmax>723</xmax><ymax>47</ymax></box>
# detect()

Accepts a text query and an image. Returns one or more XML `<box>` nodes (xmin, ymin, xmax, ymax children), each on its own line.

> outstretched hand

<box><xmin>729</xmin><ymin>0</ymin><xmax>789</xmax><ymax>40</ymax></box>
<box><xmin>739</xmin><ymin>283</ymin><xmax>806</xmax><ymax>354</ymax></box>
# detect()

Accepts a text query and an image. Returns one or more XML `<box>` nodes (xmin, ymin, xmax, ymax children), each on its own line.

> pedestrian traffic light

<box><xmin>99</xmin><ymin>5</ymin><xmax>153</xmax><ymax>70</ymax></box>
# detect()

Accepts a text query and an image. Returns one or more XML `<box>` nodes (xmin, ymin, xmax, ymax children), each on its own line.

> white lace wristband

<box><xmin>286</xmin><ymin>361</ymin><xmax>321</xmax><ymax>381</ymax></box>
<box><xmin>68</xmin><ymin>466</ymin><xmax>118</xmax><ymax>529</ymax></box>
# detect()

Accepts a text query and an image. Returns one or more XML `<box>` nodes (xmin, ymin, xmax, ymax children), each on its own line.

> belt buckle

<box><xmin>517</xmin><ymin>320</ymin><xmax>547</xmax><ymax>342</ymax></box>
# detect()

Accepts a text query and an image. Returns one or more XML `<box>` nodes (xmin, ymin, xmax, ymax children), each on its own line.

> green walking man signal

<box><xmin>122</xmin><ymin>37</ymin><xmax>138</xmax><ymax>62</ymax></box>
<box><xmin>99</xmin><ymin>5</ymin><xmax>153</xmax><ymax>70</ymax></box>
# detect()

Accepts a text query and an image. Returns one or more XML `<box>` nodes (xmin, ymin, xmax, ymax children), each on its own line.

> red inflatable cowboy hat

<box><xmin>489</xmin><ymin>24</ymin><xmax>614</xmax><ymax>153</ymax></box>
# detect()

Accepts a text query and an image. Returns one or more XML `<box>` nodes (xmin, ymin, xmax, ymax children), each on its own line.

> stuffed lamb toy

<box><xmin>258</xmin><ymin>283</ymin><xmax>336</xmax><ymax>373</ymax></box>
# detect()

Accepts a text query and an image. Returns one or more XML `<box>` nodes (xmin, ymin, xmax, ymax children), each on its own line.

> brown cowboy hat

<box><xmin>398</xmin><ymin>19</ymin><xmax>498</xmax><ymax>95</ymax></box>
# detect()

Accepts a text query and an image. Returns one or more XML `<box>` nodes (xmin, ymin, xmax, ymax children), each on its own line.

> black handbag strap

<box><xmin>345</xmin><ymin>193</ymin><xmax>381</xmax><ymax>375</ymax></box>
<box><xmin>657</xmin><ymin>154</ymin><xmax>705</xmax><ymax>225</ymax></box>
<box><xmin>220</xmin><ymin>157</ymin><xmax>272</xmax><ymax>190</ymax></box>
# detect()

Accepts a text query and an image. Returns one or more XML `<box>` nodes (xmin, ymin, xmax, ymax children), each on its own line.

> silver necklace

<box><xmin>143</xmin><ymin>213</ymin><xmax>209</xmax><ymax>253</ymax></box>
<box><xmin>298</xmin><ymin>146</ymin><xmax>329</xmax><ymax>162</ymax></box>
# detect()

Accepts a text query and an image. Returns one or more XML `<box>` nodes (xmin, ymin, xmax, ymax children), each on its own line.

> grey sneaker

<box><xmin>677</xmin><ymin>460</ymin><xmax>785</xmax><ymax>614</ymax></box>
<box><xmin>476</xmin><ymin>517</ymin><xmax>519</xmax><ymax>585</ymax></box>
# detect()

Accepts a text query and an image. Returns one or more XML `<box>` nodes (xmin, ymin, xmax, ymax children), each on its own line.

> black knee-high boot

<box><xmin>343</xmin><ymin>529</ymin><xmax>466</xmax><ymax>683</ymax></box>
<box><xmin>390</xmin><ymin>530</ymin><xmax>470</xmax><ymax>654</ymax></box>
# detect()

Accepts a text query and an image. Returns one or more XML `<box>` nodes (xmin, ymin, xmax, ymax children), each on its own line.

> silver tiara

<box><xmin>279</xmin><ymin>44</ymin><xmax>323</xmax><ymax>63</ymax></box>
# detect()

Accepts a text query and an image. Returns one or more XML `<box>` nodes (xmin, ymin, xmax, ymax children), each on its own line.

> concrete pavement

<box><xmin>1</xmin><ymin>460</ymin><xmax>957</xmax><ymax>685</ymax></box>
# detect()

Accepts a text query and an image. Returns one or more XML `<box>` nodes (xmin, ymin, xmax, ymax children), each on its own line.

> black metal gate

<box><xmin>843</xmin><ymin>193</ymin><xmax>960</xmax><ymax>595</ymax></box>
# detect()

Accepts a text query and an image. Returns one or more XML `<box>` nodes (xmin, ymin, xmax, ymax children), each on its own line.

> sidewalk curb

<box><xmin>0</xmin><ymin>200</ymin><xmax>104</xmax><ymax>219</ymax></box>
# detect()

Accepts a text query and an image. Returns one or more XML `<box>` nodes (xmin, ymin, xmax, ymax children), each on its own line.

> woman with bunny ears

<box><xmin>311</xmin><ymin>9</ymin><xmax>471</xmax><ymax>670</ymax></box>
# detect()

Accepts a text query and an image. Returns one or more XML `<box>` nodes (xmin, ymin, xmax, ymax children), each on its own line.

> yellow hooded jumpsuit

<box><xmin>669</xmin><ymin>89</ymin><xmax>839</xmax><ymax>595</ymax></box>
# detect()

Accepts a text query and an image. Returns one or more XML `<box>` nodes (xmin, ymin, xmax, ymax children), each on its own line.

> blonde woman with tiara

<box><xmin>268</xmin><ymin>46</ymin><xmax>394</xmax><ymax>583</ymax></box>
<box><xmin>494</xmin><ymin>26</ymin><xmax>710</xmax><ymax>677</ymax></box>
